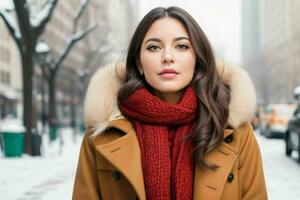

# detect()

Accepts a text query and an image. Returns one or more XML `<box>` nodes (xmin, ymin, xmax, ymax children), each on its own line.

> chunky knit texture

<box><xmin>118</xmin><ymin>86</ymin><xmax>197</xmax><ymax>200</ymax></box>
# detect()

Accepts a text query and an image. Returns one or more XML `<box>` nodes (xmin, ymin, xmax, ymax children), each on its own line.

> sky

<box><xmin>138</xmin><ymin>0</ymin><xmax>241</xmax><ymax>65</ymax></box>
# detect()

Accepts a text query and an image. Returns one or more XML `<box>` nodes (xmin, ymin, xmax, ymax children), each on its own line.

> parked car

<box><xmin>285</xmin><ymin>86</ymin><xmax>300</xmax><ymax>162</ymax></box>
<box><xmin>260</xmin><ymin>103</ymin><xmax>296</xmax><ymax>138</ymax></box>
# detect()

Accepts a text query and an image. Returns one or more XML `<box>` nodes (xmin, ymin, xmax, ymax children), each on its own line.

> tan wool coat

<box><xmin>72</xmin><ymin>60</ymin><xmax>268</xmax><ymax>200</ymax></box>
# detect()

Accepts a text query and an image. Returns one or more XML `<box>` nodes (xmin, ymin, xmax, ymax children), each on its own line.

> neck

<box><xmin>154</xmin><ymin>90</ymin><xmax>183</xmax><ymax>104</ymax></box>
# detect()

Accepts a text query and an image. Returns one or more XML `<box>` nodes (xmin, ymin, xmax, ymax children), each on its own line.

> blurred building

<box><xmin>0</xmin><ymin>0</ymin><xmax>138</xmax><ymax>123</ymax></box>
<box><xmin>242</xmin><ymin>0</ymin><xmax>300</xmax><ymax>105</ymax></box>
<box><xmin>104</xmin><ymin>0</ymin><xmax>139</xmax><ymax>63</ymax></box>
<box><xmin>260</xmin><ymin>0</ymin><xmax>291</xmax><ymax>103</ymax></box>
<box><xmin>0</xmin><ymin>14</ymin><xmax>22</xmax><ymax>119</ymax></box>
<box><xmin>242</xmin><ymin>0</ymin><xmax>260</xmax><ymax>64</ymax></box>
<box><xmin>241</xmin><ymin>0</ymin><xmax>266</xmax><ymax>104</ymax></box>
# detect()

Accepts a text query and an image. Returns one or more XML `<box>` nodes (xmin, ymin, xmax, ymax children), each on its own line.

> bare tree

<box><xmin>40</xmin><ymin>0</ymin><xmax>96</xmax><ymax>131</ymax></box>
<box><xmin>0</xmin><ymin>0</ymin><xmax>58</xmax><ymax>154</ymax></box>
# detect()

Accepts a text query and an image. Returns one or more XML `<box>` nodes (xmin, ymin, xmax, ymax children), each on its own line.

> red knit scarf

<box><xmin>118</xmin><ymin>86</ymin><xmax>197</xmax><ymax>200</ymax></box>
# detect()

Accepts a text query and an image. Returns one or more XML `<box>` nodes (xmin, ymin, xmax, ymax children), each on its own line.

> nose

<box><xmin>162</xmin><ymin>48</ymin><xmax>174</xmax><ymax>65</ymax></box>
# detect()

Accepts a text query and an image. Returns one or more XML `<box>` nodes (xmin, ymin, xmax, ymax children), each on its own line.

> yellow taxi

<box><xmin>260</xmin><ymin>103</ymin><xmax>296</xmax><ymax>138</ymax></box>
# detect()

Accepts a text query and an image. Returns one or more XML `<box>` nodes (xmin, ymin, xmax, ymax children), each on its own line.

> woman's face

<box><xmin>139</xmin><ymin>17</ymin><xmax>196</xmax><ymax>102</ymax></box>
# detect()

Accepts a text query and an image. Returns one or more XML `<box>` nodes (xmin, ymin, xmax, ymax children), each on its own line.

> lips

<box><xmin>158</xmin><ymin>69</ymin><xmax>179</xmax><ymax>79</ymax></box>
<box><xmin>158</xmin><ymin>69</ymin><xmax>179</xmax><ymax>75</ymax></box>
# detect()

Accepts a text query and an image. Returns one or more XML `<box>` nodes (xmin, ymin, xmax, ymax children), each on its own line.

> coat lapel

<box><xmin>193</xmin><ymin>129</ymin><xmax>237</xmax><ymax>200</ymax></box>
<box><xmin>95</xmin><ymin>119</ymin><xmax>237</xmax><ymax>200</ymax></box>
<box><xmin>94</xmin><ymin>119</ymin><xmax>146</xmax><ymax>200</ymax></box>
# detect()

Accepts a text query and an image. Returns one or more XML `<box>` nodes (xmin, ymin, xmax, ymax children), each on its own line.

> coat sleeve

<box><xmin>72</xmin><ymin>129</ymin><xmax>101</xmax><ymax>200</ymax></box>
<box><xmin>238</xmin><ymin>124</ymin><xmax>268</xmax><ymax>200</ymax></box>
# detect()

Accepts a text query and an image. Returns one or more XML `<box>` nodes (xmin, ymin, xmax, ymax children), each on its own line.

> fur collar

<box><xmin>84</xmin><ymin>59</ymin><xmax>256</xmax><ymax>136</ymax></box>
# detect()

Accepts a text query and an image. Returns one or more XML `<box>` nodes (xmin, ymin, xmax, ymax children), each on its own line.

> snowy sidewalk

<box><xmin>0</xmin><ymin>128</ymin><xmax>82</xmax><ymax>200</ymax></box>
<box><xmin>2</xmin><ymin>128</ymin><xmax>300</xmax><ymax>200</ymax></box>
<box><xmin>255</xmin><ymin>131</ymin><xmax>300</xmax><ymax>200</ymax></box>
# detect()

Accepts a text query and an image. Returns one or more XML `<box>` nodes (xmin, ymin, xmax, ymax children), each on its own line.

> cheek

<box><xmin>182</xmin><ymin>66</ymin><xmax>195</xmax><ymax>85</ymax></box>
<box><xmin>140</xmin><ymin>53</ymin><xmax>159</xmax><ymax>85</ymax></box>
<box><xmin>179</xmin><ymin>54</ymin><xmax>196</xmax><ymax>77</ymax></box>
<box><xmin>140</xmin><ymin>52</ymin><xmax>160</xmax><ymax>70</ymax></box>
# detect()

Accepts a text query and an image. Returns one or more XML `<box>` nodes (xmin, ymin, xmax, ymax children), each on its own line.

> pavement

<box><xmin>0</xmin><ymin>128</ymin><xmax>300</xmax><ymax>200</ymax></box>
<box><xmin>0</xmin><ymin>127</ymin><xmax>82</xmax><ymax>200</ymax></box>
<box><xmin>255</xmin><ymin>130</ymin><xmax>300</xmax><ymax>200</ymax></box>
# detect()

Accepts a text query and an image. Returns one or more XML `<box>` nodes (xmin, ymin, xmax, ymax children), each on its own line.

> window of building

<box><xmin>0</xmin><ymin>70</ymin><xmax>10</xmax><ymax>85</ymax></box>
<box><xmin>0</xmin><ymin>46</ymin><xmax>10</xmax><ymax>63</ymax></box>
<box><xmin>0</xmin><ymin>70</ymin><xmax>4</xmax><ymax>84</ymax></box>
<box><xmin>6</xmin><ymin>72</ymin><xmax>10</xmax><ymax>85</ymax></box>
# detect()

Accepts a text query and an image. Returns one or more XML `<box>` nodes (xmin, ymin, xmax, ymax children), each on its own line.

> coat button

<box><xmin>227</xmin><ymin>172</ymin><xmax>234</xmax><ymax>183</ymax></box>
<box><xmin>111</xmin><ymin>171</ymin><xmax>121</xmax><ymax>180</ymax></box>
<box><xmin>224</xmin><ymin>135</ymin><xmax>234</xmax><ymax>143</ymax></box>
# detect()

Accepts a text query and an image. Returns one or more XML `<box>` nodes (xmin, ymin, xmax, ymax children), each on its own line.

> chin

<box><xmin>154</xmin><ymin>86</ymin><xmax>185</xmax><ymax>94</ymax></box>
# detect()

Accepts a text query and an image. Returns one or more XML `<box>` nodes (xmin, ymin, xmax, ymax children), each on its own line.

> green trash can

<box><xmin>80</xmin><ymin>122</ymin><xmax>85</xmax><ymax>134</ymax></box>
<box><xmin>1</xmin><ymin>123</ymin><xmax>26</xmax><ymax>157</ymax></box>
<box><xmin>49</xmin><ymin>126</ymin><xmax>58</xmax><ymax>141</ymax></box>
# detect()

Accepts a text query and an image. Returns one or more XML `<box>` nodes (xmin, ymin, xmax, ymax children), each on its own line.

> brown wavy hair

<box><xmin>117</xmin><ymin>6</ymin><xmax>230</xmax><ymax>169</ymax></box>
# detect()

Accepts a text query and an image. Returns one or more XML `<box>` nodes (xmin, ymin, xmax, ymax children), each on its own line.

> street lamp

<box><xmin>36</xmin><ymin>41</ymin><xmax>50</xmax><ymax>65</ymax></box>
<box><xmin>30</xmin><ymin>40</ymin><xmax>51</xmax><ymax>155</ymax></box>
<box><xmin>35</xmin><ymin>41</ymin><xmax>50</xmax><ymax>134</ymax></box>
<box><xmin>294</xmin><ymin>86</ymin><xmax>300</xmax><ymax>102</ymax></box>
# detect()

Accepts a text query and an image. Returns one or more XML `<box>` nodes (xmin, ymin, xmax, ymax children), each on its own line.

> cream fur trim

<box><xmin>84</xmin><ymin>59</ymin><xmax>256</xmax><ymax>135</ymax></box>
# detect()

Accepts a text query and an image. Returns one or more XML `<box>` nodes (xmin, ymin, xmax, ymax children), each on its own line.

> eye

<box><xmin>176</xmin><ymin>44</ymin><xmax>189</xmax><ymax>50</ymax></box>
<box><xmin>146</xmin><ymin>45</ymin><xmax>160</xmax><ymax>52</ymax></box>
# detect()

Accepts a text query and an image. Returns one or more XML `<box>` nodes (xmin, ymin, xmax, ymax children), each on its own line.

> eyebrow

<box><xmin>144</xmin><ymin>36</ymin><xmax>190</xmax><ymax>44</ymax></box>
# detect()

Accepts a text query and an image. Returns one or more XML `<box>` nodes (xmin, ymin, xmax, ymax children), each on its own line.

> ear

<box><xmin>136</xmin><ymin>59</ymin><xmax>143</xmax><ymax>71</ymax></box>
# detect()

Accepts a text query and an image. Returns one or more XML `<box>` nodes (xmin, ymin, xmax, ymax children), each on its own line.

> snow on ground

<box><xmin>1</xmin><ymin>127</ymin><xmax>300</xmax><ymax>200</ymax></box>
<box><xmin>255</xmin><ymin>130</ymin><xmax>300</xmax><ymax>200</ymax></box>
<box><xmin>0</xmin><ymin>127</ymin><xmax>82</xmax><ymax>200</ymax></box>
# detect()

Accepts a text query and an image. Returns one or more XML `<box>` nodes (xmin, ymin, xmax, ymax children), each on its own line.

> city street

<box><xmin>0</xmin><ymin>128</ymin><xmax>82</xmax><ymax>200</ymax></box>
<box><xmin>255</xmin><ymin>130</ymin><xmax>300</xmax><ymax>200</ymax></box>
<box><xmin>1</xmin><ymin>0</ymin><xmax>300</xmax><ymax>199</ymax></box>
<box><xmin>1</xmin><ymin>129</ymin><xmax>300</xmax><ymax>199</ymax></box>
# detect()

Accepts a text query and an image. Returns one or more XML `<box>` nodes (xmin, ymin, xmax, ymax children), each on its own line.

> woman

<box><xmin>73</xmin><ymin>6</ymin><xmax>267</xmax><ymax>200</ymax></box>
